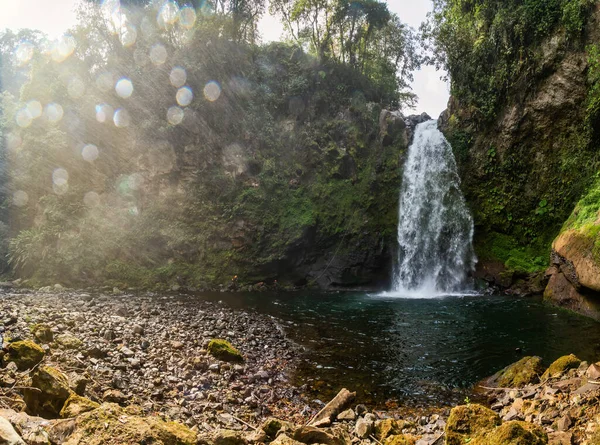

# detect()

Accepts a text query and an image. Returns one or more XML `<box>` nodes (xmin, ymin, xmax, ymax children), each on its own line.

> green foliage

<box><xmin>426</xmin><ymin>0</ymin><xmax>594</xmax><ymax>121</ymax></box>
<box><xmin>479</xmin><ymin>232</ymin><xmax>548</xmax><ymax>274</ymax></box>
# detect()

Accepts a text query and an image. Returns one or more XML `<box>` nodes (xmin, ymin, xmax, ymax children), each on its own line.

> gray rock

<box><xmin>337</xmin><ymin>408</ymin><xmax>355</xmax><ymax>421</ymax></box>
<box><xmin>355</xmin><ymin>416</ymin><xmax>374</xmax><ymax>439</ymax></box>
<box><xmin>0</xmin><ymin>416</ymin><xmax>25</xmax><ymax>445</ymax></box>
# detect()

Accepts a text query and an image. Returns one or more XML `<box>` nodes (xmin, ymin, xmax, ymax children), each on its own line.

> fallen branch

<box><xmin>232</xmin><ymin>415</ymin><xmax>258</xmax><ymax>431</ymax></box>
<box><xmin>308</xmin><ymin>388</ymin><xmax>356</xmax><ymax>427</ymax></box>
<box><xmin>369</xmin><ymin>435</ymin><xmax>384</xmax><ymax>445</ymax></box>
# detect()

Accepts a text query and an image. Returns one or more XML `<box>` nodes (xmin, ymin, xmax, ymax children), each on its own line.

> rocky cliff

<box><xmin>440</xmin><ymin>2</ymin><xmax>600</xmax><ymax>316</ymax></box>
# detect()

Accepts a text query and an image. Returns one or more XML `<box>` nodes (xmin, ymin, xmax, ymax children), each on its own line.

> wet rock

<box><xmin>0</xmin><ymin>416</ymin><xmax>25</xmax><ymax>445</ymax></box>
<box><xmin>207</xmin><ymin>339</ymin><xmax>244</xmax><ymax>362</ymax></box>
<box><xmin>6</xmin><ymin>340</ymin><xmax>45</xmax><ymax>371</ymax></box>
<box><xmin>542</xmin><ymin>354</ymin><xmax>581</xmax><ymax>380</ymax></box>
<box><xmin>492</xmin><ymin>356</ymin><xmax>544</xmax><ymax>388</ymax></box>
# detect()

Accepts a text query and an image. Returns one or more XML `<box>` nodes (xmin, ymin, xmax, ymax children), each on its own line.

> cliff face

<box><xmin>441</xmin><ymin>4</ymin><xmax>600</xmax><ymax>316</ymax></box>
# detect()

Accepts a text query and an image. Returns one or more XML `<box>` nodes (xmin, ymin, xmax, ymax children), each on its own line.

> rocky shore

<box><xmin>1</xmin><ymin>288</ymin><xmax>600</xmax><ymax>444</ymax></box>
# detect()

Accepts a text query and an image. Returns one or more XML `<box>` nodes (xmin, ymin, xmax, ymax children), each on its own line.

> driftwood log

<box><xmin>308</xmin><ymin>388</ymin><xmax>356</xmax><ymax>427</ymax></box>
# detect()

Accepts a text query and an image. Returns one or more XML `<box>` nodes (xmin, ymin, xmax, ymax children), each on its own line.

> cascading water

<box><xmin>392</xmin><ymin>120</ymin><xmax>476</xmax><ymax>295</ymax></box>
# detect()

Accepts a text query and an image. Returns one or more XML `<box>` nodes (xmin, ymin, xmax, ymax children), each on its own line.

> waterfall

<box><xmin>392</xmin><ymin>120</ymin><xmax>476</xmax><ymax>295</ymax></box>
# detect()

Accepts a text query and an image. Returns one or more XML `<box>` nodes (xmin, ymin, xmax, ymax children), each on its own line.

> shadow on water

<box><xmin>189</xmin><ymin>290</ymin><xmax>600</xmax><ymax>407</ymax></box>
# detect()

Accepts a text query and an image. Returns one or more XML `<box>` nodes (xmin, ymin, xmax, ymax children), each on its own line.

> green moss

<box><xmin>376</xmin><ymin>419</ymin><xmax>403</xmax><ymax>440</ymax></box>
<box><xmin>55</xmin><ymin>333</ymin><xmax>83</xmax><ymax>349</ymax></box>
<box><xmin>25</xmin><ymin>365</ymin><xmax>73</xmax><ymax>417</ymax></box>
<box><xmin>60</xmin><ymin>394</ymin><xmax>100</xmax><ymax>418</ymax></box>
<box><xmin>445</xmin><ymin>404</ymin><xmax>501</xmax><ymax>445</ymax></box>
<box><xmin>478</xmin><ymin>232</ymin><xmax>549</xmax><ymax>274</ymax></box>
<box><xmin>6</xmin><ymin>340</ymin><xmax>45</xmax><ymax>371</ymax></box>
<box><xmin>470</xmin><ymin>421</ymin><xmax>547</xmax><ymax>445</ymax></box>
<box><xmin>495</xmin><ymin>356</ymin><xmax>544</xmax><ymax>388</ymax></box>
<box><xmin>31</xmin><ymin>323</ymin><xmax>54</xmax><ymax>343</ymax></box>
<box><xmin>383</xmin><ymin>435</ymin><xmax>416</xmax><ymax>445</ymax></box>
<box><xmin>542</xmin><ymin>354</ymin><xmax>581</xmax><ymax>380</ymax></box>
<box><xmin>207</xmin><ymin>339</ymin><xmax>243</xmax><ymax>363</ymax></box>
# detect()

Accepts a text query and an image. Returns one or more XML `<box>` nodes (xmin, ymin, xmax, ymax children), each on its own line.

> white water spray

<box><xmin>391</xmin><ymin>120</ymin><xmax>476</xmax><ymax>296</ymax></box>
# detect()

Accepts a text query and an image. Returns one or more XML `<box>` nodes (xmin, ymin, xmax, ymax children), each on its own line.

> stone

<box><xmin>60</xmin><ymin>394</ymin><xmax>100</xmax><ymax>418</ymax></box>
<box><xmin>31</xmin><ymin>324</ymin><xmax>54</xmax><ymax>343</ymax></box>
<box><xmin>548</xmin><ymin>431</ymin><xmax>572</xmax><ymax>445</ymax></box>
<box><xmin>542</xmin><ymin>354</ymin><xmax>581</xmax><ymax>380</ymax></box>
<box><xmin>55</xmin><ymin>334</ymin><xmax>83</xmax><ymax>349</ymax></box>
<box><xmin>271</xmin><ymin>434</ymin><xmax>304</xmax><ymax>445</ymax></box>
<box><xmin>211</xmin><ymin>429</ymin><xmax>247</xmax><ymax>445</ymax></box>
<box><xmin>132</xmin><ymin>324</ymin><xmax>144</xmax><ymax>335</ymax></box>
<box><xmin>493</xmin><ymin>356</ymin><xmax>544</xmax><ymax>388</ymax></box>
<box><xmin>6</xmin><ymin>340</ymin><xmax>45</xmax><ymax>371</ymax></box>
<box><xmin>103</xmin><ymin>389</ymin><xmax>127</xmax><ymax>404</ymax></box>
<box><xmin>337</xmin><ymin>409</ymin><xmax>355</xmax><ymax>421</ymax></box>
<box><xmin>384</xmin><ymin>435</ymin><xmax>416</xmax><ymax>445</ymax></box>
<box><xmin>355</xmin><ymin>416</ymin><xmax>374</xmax><ymax>439</ymax></box>
<box><xmin>262</xmin><ymin>418</ymin><xmax>291</xmax><ymax>440</ymax></box>
<box><xmin>556</xmin><ymin>415</ymin><xmax>572</xmax><ymax>432</ymax></box>
<box><xmin>207</xmin><ymin>339</ymin><xmax>243</xmax><ymax>362</ymax></box>
<box><xmin>445</xmin><ymin>404</ymin><xmax>500</xmax><ymax>445</ymax></box>
<box><xmin>470</xmin><ymin>421</ymin><xmax>547</xmax><ymax>445</ymax></box>
<box><xmin>586</xmin><ymin>363</ymin><xmax>600</xmax><ymax>380</ymax></box>
<box><xmin>0</xmin><ymin>416</ymin><xmax>25</xmax><ymax>445</ymax></box>
<box><xmin>293</xmin><ymin>426</ymin><xmax>348</xmax><ymax>445</ymax></box>
<box><xmin>375</xmin><ymin>419</ymin><xmax>403</xmax><ymax>440</ymax></box>
<box><xmin>24</xmin><ymin>366</ymin><xmax>72</xmax><ymax>418</ymax></box>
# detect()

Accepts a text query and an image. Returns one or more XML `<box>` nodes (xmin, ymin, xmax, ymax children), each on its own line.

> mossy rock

<box><xmin>6</xmin><ymin>340</ymin><xmax>45</xmax><ymax>371</ymax></box>
<box><xmin>494</xmin><ymin>356</ymin><xmax>544</xmax><ymax>388</ymax></box>
<box><xmin>207</xmin><ymin>339</ymin><xmax>243</xmax><ymax>362</ymax></box>
<box><xmin>207</xmin><ymin>430</ymin><xmax>247</xmax><ymax>445</ymax></box>
<box><xmin>55</xmin><ymin>334</ymin><xmax>83</xmax><ymax>349</ymax></box>
<box><xmin>376</xmin><ymin>419</ymin><xmax>404</xmax><ymax>440</ymax></box>
<box><xmin>61</xmin><ymin>403</ymin><xmax>196</xmax><ymax>445</ymax></box>
<box><xmin>262</xmin><ymin>418</ymin><xmax>289</xmax><ymax>440</ymax></box>
<box><xmin>60</xmin><ymin>394</ymin><xmax>100</xmax><ymax>418</ymax></box>
<box><xmin>470</xmin><ymin>421</ymin><xmax>547</xmax><ymax>445</ymax></box>
<box><xmin>445</xmin><ymin>404</ymin><xmax>500</xmax><ymax>445</ymax></box>
<box><xmin>384</xmin><ymin>434</ymin><xmax>416</xmax><ymax>445</ymax></box>
<box><xmin>32</xmin><ymin>324</ymin><xmax>54</xmax><ymax>343</ymax></box>
<box><xmin>542</xmin><ymin>354</ymin><xmax>581</xmax><ymax>380</ymax></box>
<box><xmin>25</xmin><ymin>366</ymin><xmax>73</xmax><ymax>417</ymax></box>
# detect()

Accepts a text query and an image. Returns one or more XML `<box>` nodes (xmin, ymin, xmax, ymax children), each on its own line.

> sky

<box><xmin>0</xmin><ymin>0</ymin><xmax>449</xmax><ymax>117</ymax></box>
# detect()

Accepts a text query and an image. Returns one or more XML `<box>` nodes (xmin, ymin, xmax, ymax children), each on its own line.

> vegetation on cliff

<box><xmin>428</xmin><ymin>0</ymin><xmax>600</xmax><ymax>278</ymax></box>
<box><xmin>0</xmin><ymin>0</ymin><xmax>419</xmax><ymax>289</ymax></box>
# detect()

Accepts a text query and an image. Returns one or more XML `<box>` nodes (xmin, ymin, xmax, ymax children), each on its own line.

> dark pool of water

<box><xmin>191</xmin><ymin>291</ymin><xmax>600</xmax><ymax>407</ymax></box>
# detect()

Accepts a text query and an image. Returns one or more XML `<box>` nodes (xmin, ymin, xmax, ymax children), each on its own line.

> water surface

<box><xmin>194</xmin><ymin>291</ymin><xmax>600</xmax><ymax>406</ymax></box>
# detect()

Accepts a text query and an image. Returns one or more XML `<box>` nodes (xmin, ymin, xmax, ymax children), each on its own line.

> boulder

<box><xmin>31</xmin><ymin>324</ymin><xmax>53</xmax><ymax>344</ymax></box>
<box><xmin>55</xmin><ymin>334</ymin><xmax>83</xmax><ymax>349</ymax></box>
<box><xmin>60</xmin><ymin>394</ymin><xmax>100</xmax><ymax>418</ymax></box>
<box><xmin>355</xmin><ymin>416</ymin><xmax>374</xmax><ymax>439</ymax></box>
<box><xmin>207</xmin><ymin>339</ymin><xmax>243</xmax><ymax>363</ymax></box>
<box><xmin>0</xmin><ymin>416</ymin><xmax>25</xmax><ymax>445</ymax></box>
<box><xmin>262</xmin><ymin>418</ymin><xmax>293</xmax><ymax>440</ymax></box>
<box><xmin>542</xmin><ymin>354</ymin><xmax>581</xmax><ymax>380</ymax></box>
<box><xmin>337</xmin><ymin>409</ymin><xmax>355</xmax><ymax>421</ymax></box>
<box><xmin>384</xmin><ymin>435</ymin><xmax>416</xmax><ymax>445</ymax></box>
<box><xmin>445</xmin><ymin>404</ymin><xmax>500</xmax><ymax>445</ymax></box>
<box><xmin>492</xmin><ymin>356</ymin><xmax>544</xmax><ymax>387</ymax></box>
<box><xmin>271</xmin><ymin>434</ymin><xmax>304</xmax><ymax>445</ymax></box>
<box><xmin>375</xmin><ymin>419</ymin><xmax>403</xmax><ymax>440</ymax></box>
<box><xmin>293</xmin><ymin>426</ymin><xmax>349</xmax><ymax>445</ymax></box>
<box><xmin>59</xmin><ymin>403</ymin><xmax>196</xmax><ymax>445</ymax></box>
<box><xmin>6</xmin><ymin>341</ymin><xmax>45</xmax><ymax>371</ymax></box>
<box><xmin>24</xmin><ymin>366</ymin><xmax>72</xmax><ymax>418</ymax></box>
<box><xmin>470</xmin><ymin>421</ymin><xmax>547</xmax><ymax>445</ymax></box>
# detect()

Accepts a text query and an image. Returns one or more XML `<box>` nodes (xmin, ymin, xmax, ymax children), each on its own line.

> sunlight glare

<box><xmin>82</xmin><ymin>144</ymin><xmax>99</xmax><ymax>162</ymax></box>
<box><xmin>13</xmin><ymin>190</ymin><xmax>29</xmax><ymax>207</ymax></box>
<box><xmin>113</xmin><ymin>108</ymin><xmax>131</xmax><ymax>127</ymax></box>
<box><xmin>115</xmin><ymin>78</ymin><xmax>134</xmax><ymax>98</ymax></box>
<box><xmin>45</xmin><ymin>103</ymin><xmax>64</xmax><ymax>123</ymax></box>
<box><xmin>167</xmin><ymin>106</ymin><xmax>184</xmax><ymax>125</ymax></box>
<box><xmin>203</xmin><ymin>81</ymin><xmax>221</xmax><ymax>102</ymax></box>
<box><xmin>15</xmin><ymin>41</ymin><xmax>34</xmax><ymax>66</ymax></box>
<box><xmin>149</xmin><ymin>43</ymin><xmax>167</xmax><ymax>65</ymax></box>
<box><xmin>176</xmin><ymin>86</ymin><xmax>193</xmax><ymax>106</ymax></box>
<box><xmin>170</xmin><ymin>67</ymin><xmax>187</xmax><ymax>88</ymax></box>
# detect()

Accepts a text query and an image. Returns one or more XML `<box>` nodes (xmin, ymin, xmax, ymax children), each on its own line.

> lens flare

<box><xmin>176</xmin><ymin>86</ymin><xmax>193</xmax><ymax>106</ymax></box>
<box><xmin>158</xmin><ymin>1</ymin><xmax>179</xmax><ymax>27</ymax></box>
<box><xmin>84</xmin><ymin>191</ymin><xmax>100</xmax><ymax>207</ymax></box>
<box><xmin>68</xmin><ymin>77</ymin><xmax>85</xmax><ymax>99</ymax></box>
<box><xmin>120</xmin><ymin>23</ymin><xmax>138</xmax><ymax>47</ymax></box>
<box><xmin>203</xmin><ymin>81</ymin><xmax>221</xmax><ymax>102</ymax></box>
<box><xmin>16</xmin><ymin>109</ymin><xmax>33</xmax><ymax>128</ymax></box>
<box><xmin>82</xmin><ymin>144</ymin><xmax>99</xmax><ymax>162</ymax></box>
<box><xmin>45</xmin><ymin>103</ymin><xmax>64</xmax><ymax>123</ymax></box>
<box><xmin>128</xmin><ymin>173</ymin><xmax>144</xmax><ymax>190</ymax></box>
<box><xmin>26</xmin><ymin>100</ymin><xmax>43</xmax><ymax>119</ymax></box>
<box><xmin>113</xmin><ymin>108</ymin><xmax>131</xmax><ymax>127</ymax></box>
<box><xmin>170</xmin><ymin>67</ymin><xmax>187</xmax><ymax>88</ymax></box>
<box><xmin>6</xmin><ymin>133</ymin><xmax>22</xmax><ymax>151</ymax></box>
<box><xmin>96</xmin><ymin>104</ymin><xmax>114</xmax><ymax>123</ymax></box>
<box><xmin>53</xmin><ymin>168</ymin><xmax>69</xmax><ymax>186</ymax></box>
<box><xmin>167</xmin><ymin>106</ymin><xmax>184</xmax><ymax>125</ymax></box>
<box><xmin>179</xmin><ymin>6</ymin><xmax>197</xmax><ymax>29</ymax></box>
<box><xmin>15</xmin><ymin>41</ymin><xmax>34</xmax><ymax>66</ymax></box>
<box><xmin>115</xmin><ymin>78</ymin><xmax>134</xmax><ymax>98</ymax></box>
<box><xmin>13</xmin><ymin>190</ymin><xmax>29</xmax><ymax>207</ymax></box>
<box><xmin>149</xmin><ymin>43</ymin><xmax>167</xmax><ymax>65</ymax></box>
<box><xmin>51</xmin><ymin>34</ymin><xmax>76</xmax><ymax>62</ymax></box>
